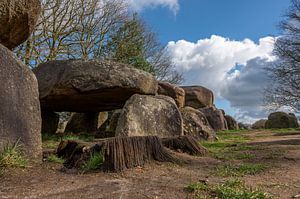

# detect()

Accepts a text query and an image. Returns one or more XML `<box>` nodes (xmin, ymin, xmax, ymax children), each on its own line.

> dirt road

<box><xmin>1</xmin><ymin>130</ymin><xmax>299</xmax><ymax>199</ymax></box>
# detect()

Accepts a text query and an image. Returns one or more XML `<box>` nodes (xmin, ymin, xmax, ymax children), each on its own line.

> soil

<box><xmin>1</xmin><ymin>130</ymin><xmax>299</xmax><ymax>199</ymax></box>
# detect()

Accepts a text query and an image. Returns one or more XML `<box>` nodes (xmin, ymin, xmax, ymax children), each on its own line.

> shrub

<box><xmin>47</xmin><ymin>154</ymin><xmax>65</xmax><ymax>164</ymax></box>
<box><xmin>81</xmin><ymin>152</ymin><xmax>103</xmax><ymax>171</ymax></box>
<box><xmin>0</xmin><ymin>140</ymin><xmax>28</xmax><ymax>169</ymax></box>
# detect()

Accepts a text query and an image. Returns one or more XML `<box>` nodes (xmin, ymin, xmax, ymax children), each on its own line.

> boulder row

<box><xmin>252</xmin><ymin>119</ymin><xmax>267</xmax><ymax>129</ymax></box>
<box><xmin>33</xmin><ymin>60</ymin><xmax>158</xmax><ymax>112</ymax></box>
<box><xmin>158</xmin><ymin>81</ymin><xmax>185</xmax><ymax>108</ymax></box>
<box><xmin>115</xmin><ymin>94</ymin><xmax>183</xmax><ymax>138</ymax></box>
<box><xmin>199</xmin><ymin>106</ymin><xmax>228</xmax><ymax>131</ymax></box>
<box><xmin>182</xmin><ymin>86</ymin><xmax>214</xmax><ymax>109</ymax></box>
<box><xmin>180</xmin><ymin>107</ymin><xmax>215</xmax><ymax>140</ymax></box>
<box><xmin>225</xmin><ymin>115</ymin><xmax>239</xmax><ymax>130</ymax></box>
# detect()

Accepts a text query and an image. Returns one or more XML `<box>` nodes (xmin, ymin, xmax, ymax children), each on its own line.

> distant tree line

<box><xmin>265</xmin><ymin>0</ymin><xmax>300</xmax><ymax>112</ymax></box>
<box><xmin>15</xmin><ymin>0</ymin><xmax>182</xmax><ymax>84</ymax></box>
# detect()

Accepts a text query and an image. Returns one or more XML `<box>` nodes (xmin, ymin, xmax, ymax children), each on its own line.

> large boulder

<box><xmin>65</xmin><ymin>112</ymin><xmax>108</xmax><ymax>134</ymax></box>
<box><xmin>104</xmin><ymin>110</ymin><xmax>122</xmax><ymax>134</ymax></box>
<box><xmin>225</xmin><ymin>115</ymin><xmax>239</xmax><ymax>130</ymax></box>
<box><xmin>41</xmin><ymin>111</ymin><xmax>59</xmax><ymax>135</ymax></box>
<box><xmin>33</xmin><ymin>60</ymin><xmax>158</xmax><ymax>112</ymax></box>
<box><xmin>0</xmin><ymin>44</ymin><xmax>42</xmax><ymax>160</ymax></box>
<box><xmin>97</xmin><ymin>110</ymin><xmax>122</xmax><ymax>138</ymax></box>
<box><xmin>158</xmin><ymin>81</ymin><xmax>185</xmax><ymax>108</ymax></box>
<box><xmin>182</xmin><ymin>86</ymin><xmax>214</xmax><ymax>109</ymax></box>
<box><xmin>265</xmin><ymin>112</ymin><xmax>299</xmax><ymax>129</ymax></box>
<box><xmin>0</xmin><ymin>0</ymin><xmax>41</xmax><ymax>49</ymax></box>
<box><xmin>115</xmin><ymin>94</ymin><xmax>183</xmax><ymax>138</ymax></box>
<box><xmin>252</xmin><ymin>119</ymin><xmax>267</xmax><ymax>129</ymax></box>
<box><xmin>199</xmin><ymin>106</ymin><xmax>228</xmax><ymax>131</ymax></box>
<box><xmin>180</xmin><ymin>107</ymin><xmax>215</xmax><ymax>140</ymax></box>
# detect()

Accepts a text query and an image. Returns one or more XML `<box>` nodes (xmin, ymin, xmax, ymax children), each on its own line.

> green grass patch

<box><xmin>185</xmin><ymin>181</ymin><xmax>209</xmax><ymax>193</ymax></box>
<box><xmin>185</xmin><ymin>179</ymin><xmax>272</xmax><ymax>199</ymax></box>
<box><xmin>202</xmin><ymin>131</ymin><xmax>251</xmax><ymax>152</ymax></box>
<box><xmin>81</xmin><ymin>152</ymin><xmax>103</xmax><ymax>171</ymax></box>
<box><xmin>216</xmin><ymin>163</ymin><xmax>267</xmax><ymax>177</ymax></box>
<box><xmin>270</xmin><ymin>128</ymin><xmax>300</xmax><ymax>133</ymax></box>
<box><xmin>0</xmin><ymin>140</ymin><xmax>28</xmax><ymax>169</ymax></box>
<box><xmin>201</xmin><ymin>130</ymin><xmax>266</xmax><ymax>161</ymax></box>
<box><xmin>235</xmin><ymin>153</ymin><xmax>256</xmax><ymax>160</ymax></box>
<box><xmin>273</xmin><ymin>131</ymin><xmax>300</xmax><ymax>137</ymax></box>
<box><xmin>217</xmin><ymin>129</ymin><xmax>250</xmax><ymax>134</ymax></box>
<box><xmin>217</xmin><ymin>132</ymin><xmax>251</xmax><ymax>142</ymax></box>
<box><xmin>264</xmin><ymin>149</ymin><xmax>286</xmax><ymax>159</ymax></box>
<box><xmin>213</xmin><ymin>151</ymin><xmax>257</xmax><ymax>161</ymax></box>
<box><xmin>43</xmin><ymin>140</ymin><xmax>59</xmax><ymax>149</ymax></box>
<box><xmin>202</xmin><ymin>141</ymin><xmax>233</xmax><ymax>150</ymax></box>
<box><xmin>230</xmin><ymin>144</ymin><xmax>264</xmax><ymax>151</ymax></box>
<box><xmin>42</xmin><ymin>133</ymin><xmax>95</xmax><ymax>142</ymax></box>
<box><xmin>47</xmin><ymin>154</ymin><xmax>65</xmax><ymax>164</ymax></box>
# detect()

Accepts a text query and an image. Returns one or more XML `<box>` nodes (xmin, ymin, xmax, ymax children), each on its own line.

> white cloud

<box><xmin>127</xmin><ymin>0</ymin><xmax>179</xmax><ymax>13</ymax></box>
<box><xmin>221</xmin><ymin>58</ymin><xmax>273</xmax><ymax>122</ymax></box>
<box><xmin>167</xmin><ymin>35</ymin><xmax>276</xmax><ymax>122</ymax></box>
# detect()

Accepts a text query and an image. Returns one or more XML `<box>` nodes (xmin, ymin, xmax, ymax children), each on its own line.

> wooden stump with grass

<box><xmin>57</xmin><ymin>135</ymin><xmax>206</xmax><ymax>172</ymax></box>
<box><xmin>162</xmin><ymin>136</ymin><xmax>207</xmax><ymax>155</ymax></box>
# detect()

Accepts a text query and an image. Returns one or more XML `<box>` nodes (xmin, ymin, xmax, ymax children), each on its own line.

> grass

<box><xmin>202</xmin><ymin>131</ymin><xmax>251</xmax><ymax>151</ymax></box>
<box><xmin>201</xmin><ymin>130</ymin><xmax>264</xmax><ymax>161</ymax></box>
<box><xmin>213</xmin><ymin>149</ymin><xmax>256</xmax><ymax>161</ymax></box>
<box><xmin>264</xmin><ymin>149</ymin><xmax>285</xmax><ymax>159</ymax></box>
<box><xmin>42</xmin><ymin>133</ymin><xmax>95</xmax><ymax>142</ymax></box>
<box><xmin>217</xmin><ymin>132</ymin><xmax>251</xmax><ymax>143</ymax></box>
<box><xmin>268</xmin><ymin>128</ymin><xmax>300</xmax><ymax>137</ymax></box>
<box><xmin>62</xmin><ymin>134</ymin><xmax>95</xmax><ymax>141</ymax></box>
<box><xmin>270</xmin><ymin>128</ymin><xmax>300</xmax><ymax>133</ymax></box>
<box><xmin>81</xmin><ymin>152</ymin><xmax>103</xmax><ymax>171</ymax></box>
<box><xmin>230</xmin><ymin>144</ymin><xmax>264</xmax><ymax>151</ymax></box>
<box><xmin>235</xmin><ymin>153</ymin><xmax>256</xmax><ymax>160</ymax></box>
<box><xmin>0</xmin><ymin>140</ymin><xmax>28</xmax><ymax>169</ymax></box>
<box><xmin>43</xmin><ymin>140</ymin><xmax>59</xmax><ymax>149</ymax></box>
<box><xmin>273</xmin><ymin>131</ymin><xmax>300</xmax><ymax>136</ymax></box>
<box><xmin>185</xmin><ymin>179</ymin><xmax>272</xmax><ymax>199</ymax></box>
<box><xmin>47</xmin><ymin>154</ymin><xmax>65</xmax><ymax>164</ymax></box>
<box><xmin>202</xmin><ymin>141</ymin><xmax>233</xmax><ymax>150</ymax></box>
<box><xmin>218</xmin><ymin>129</ymin><xmax>250</xmax><ymax>134</ymax></box>
<box><xmin>216</xmin><ymin>163</ymin><xmax>267</xmax><ymax>177</ymax></box>
<box><xmin>42</xmin><ymin>133</ymin><xmax>95</xmax><ymax>150</ymax></box>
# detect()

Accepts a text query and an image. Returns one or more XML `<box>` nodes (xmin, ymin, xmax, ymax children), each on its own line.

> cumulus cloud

<box><xmin>127</xmin><ymin>0</ymin><xmax>179</xmax><ymax>13</ymax></box>
<box><xmin>221</xmin><ymin>58</ymin><xmax>273</xmax><ymax>122</ymax></box>
<box><xmin>166</xmin><ymin>35</ymin><xmax>276</xmax><ymax>122</ymax></box>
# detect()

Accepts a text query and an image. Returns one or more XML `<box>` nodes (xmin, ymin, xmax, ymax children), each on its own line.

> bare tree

<box><xmin>14</xmin><ymin>0</ymin><xmax>182</xmax><ymax>84</ymax></box>
<box><xmin>15</xmin><ymin>0</ymin><xmax>128</xmax><ymax>67</ymax></box>
<box><xmin>149</xmin><ymin>46</ymin><xmax>183</xmax><ymax>84</ymax></box>
<box><xmin>265</xmin><ymin>0</ymin><xmax>300</xmax><ymax>112</ymax></box>
<box><xmin>106</xmin><ymin>14</ymin><xmax>183</xmax><ymax>84</ymax></box>
<box><xmin>68</xmin><ymin>0</ymin><xmax>127</xmax><ymax>60</ymax></box>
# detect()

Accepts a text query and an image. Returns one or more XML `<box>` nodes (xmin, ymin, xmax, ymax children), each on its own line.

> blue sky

<box><xmin>141</xmin><ymin>0</ymin><xmax>289</xmax><ymax>44</ymax></box>
<box><xmin>128</xmin><ymin>0</ymin><xmax>291</xmax><ymax>122</ymax></box>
